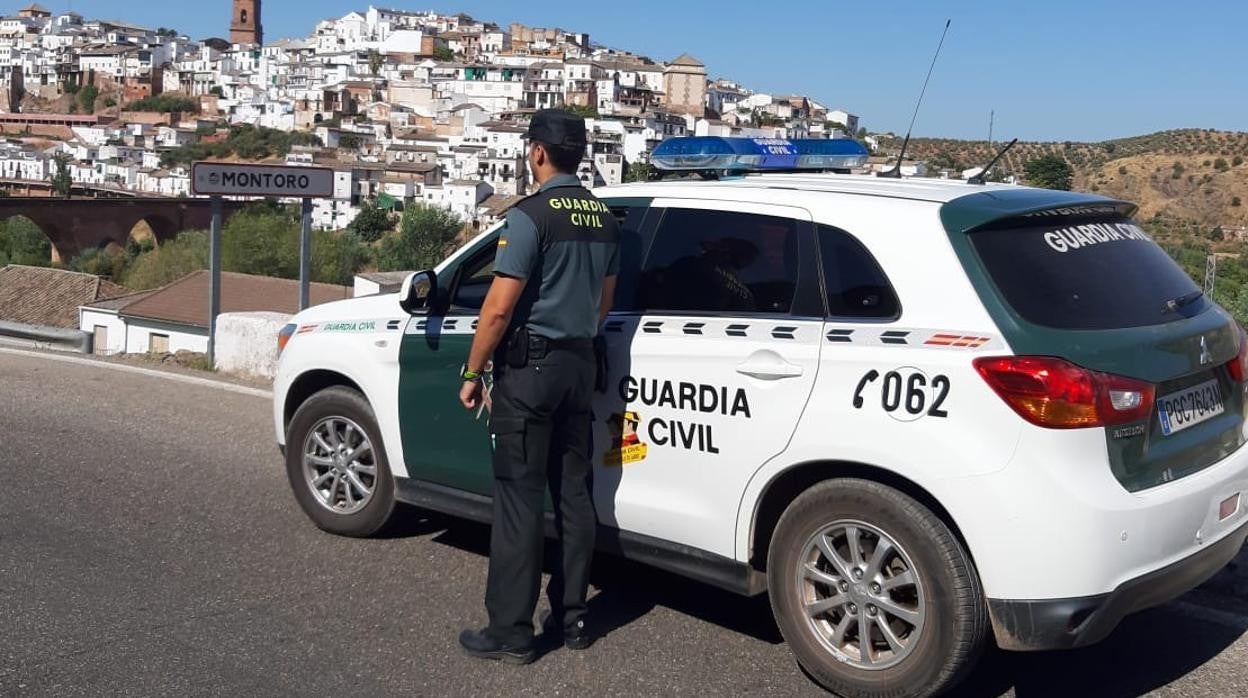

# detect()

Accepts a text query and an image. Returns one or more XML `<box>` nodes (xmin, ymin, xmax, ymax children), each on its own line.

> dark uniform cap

<box><xmin>525</xmin><ymin>109</ymin><xmax>588</xmax><ymax>148</ymax></box>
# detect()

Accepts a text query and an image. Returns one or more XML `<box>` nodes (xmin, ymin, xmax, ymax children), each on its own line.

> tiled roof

<box><xmin>82</xmin><ymin>289</ymin><xmax>156</xmax><ymax>311</ymax></box>
<box><xmin>479</xmin><ymin>193</ymin><xmax>523</xmax><ymax>216</ymax></box>
<box><xmin>0</xmin><ymin>264</ymin><xmax>129</xmax><ymax>328</ymax></box>
<box><xmin>116</xmin><ymin>270</ymin><xmax>351</xmax><ymax>328</ymax></box>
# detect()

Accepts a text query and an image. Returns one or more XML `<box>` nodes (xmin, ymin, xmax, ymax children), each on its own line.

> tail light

<box><xmin>974</xmin><ymin>356</ymin><xmax>1155</xmax><ymax>429</ymax></box>
<box><xmin>1227</xmin><ymin>329</ymin><xmax>1248</xmax><ymax>412</ymax></box>
<box><xmin>277</xmin><ymin>323</ymin><xmax>297</xmax><ymax>354</ymax></box>
<box><xmin>1227</xmin><ymin>329</ymin><xmax>1248</xmax><ymax>384</ymax></box>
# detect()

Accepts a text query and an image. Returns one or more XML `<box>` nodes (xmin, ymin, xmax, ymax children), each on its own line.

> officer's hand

<box><xmin>460</xmin><ymin>380</ymin><xmax>483</xmax><ymax>410</ymax></box>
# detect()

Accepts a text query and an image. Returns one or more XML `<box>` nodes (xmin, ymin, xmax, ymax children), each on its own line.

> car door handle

<box><xmin>736</xmin><ymin>353</ymin><xmax>804</xmax><ymax>380</ymax></box>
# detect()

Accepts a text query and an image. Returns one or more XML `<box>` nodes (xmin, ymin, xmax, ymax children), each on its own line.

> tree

<box><xmin>1210</xmin><ymin>226</ymin><xmax>1225</xmax><ymax>242</ymax></box>
<box><xmin>368</xmin><ymin>49</ymin><xmax>384</xmax><ymax>77</ymax></box>
<box><xmin>124</xmin><ymin>94</ymin><xmax>199</xmax><ymax>113</ymax></box>
<box><xmin>856</xmin><ymin>126</ymin><xmax>868</xmax><ymax>139</ymax></box>
<box><xmin>70</xmin><ymin>245</ymin><xmax>129</xmax><ymax>280</ymax></box>
<box><xmin>78</xmin><ymin>84</ymin><xmax>99</xmax><ymax>115</ymax></box>
<box><xmin>50</xmin><ymin>152</ymin><xmax>73</xmax><ymax>198</ymax></box>
<box><xmin>0</xmin><ymin>217</ymin><xmax>51</xmax><ymax>267</ymax></box>
<box><xmin>564</xmin><ymin>104</ymin><xmax>598</xmax><ymax>119</ymax></box>
<box><xmin>221</xmin><ymin>205</ymin><xmax>301</xmax><ymax>278</ymax></box>
<box><xmin>1023</xmin><ymin>154</ymin><xmax>1073</xmax><ymax>190</ymax></box>
<box><xmin>623</xmin><ymin>161</ymin><xmax>654</xmax><ymax>183</ymax></box>
<box><xmin>349</xmin><ymin>199</ymin><xmax>396</xmax><ymax>242</ymax></box>
<box><xmin>338</xmin><ymin>133</ymin><xmax>363</xmax><ymax>150</ymax></box>
<box><xmin>312</xmin><ymin>230</ymin><xmax>372</xmax><ymax>285</ymax></box>
<box><xmin>1235</xmin><ymin>285</ymin><xmax>1248</xmax><ymax>327</ymax></box>
<box><xmin>121</xmin><ymin>231</ymin><xmax>209</xmax><ymax>290</ymax></box>
<box><xmin>1214</xmin><ymin>157</ymin><xmax>1230</xmax><ymax>172</ymax></box>
<box><xmin>433</xmin><ymin>45</ymin><xmax>455</xmax><ymax>62</ymax></box>
<box><xmin>928</xmin><ymin>152</ymin><xmax>962</xmax><ymax>172</ymax></box>
<box><xmin>375</xmin><ymin>204</ymin><xmax>463</xmax><ymax>272</ymax></box>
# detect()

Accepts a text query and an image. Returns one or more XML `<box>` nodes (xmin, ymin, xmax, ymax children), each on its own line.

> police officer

<box><xmin>457</xmin><ymin>109</ymin><xmax>620</xmax><ymax>664</ymax></box>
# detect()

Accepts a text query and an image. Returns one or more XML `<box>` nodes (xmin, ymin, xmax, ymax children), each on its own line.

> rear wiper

<box><xmin>1162</xmin><ymin>291</ymin><xmax>1204</xmax><ymax>314</ymax></box>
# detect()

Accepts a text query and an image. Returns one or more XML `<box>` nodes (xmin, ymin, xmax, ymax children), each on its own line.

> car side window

<box><xmin>605</xmin><ymin>203</ymin><xmax>649</xmax><ymax>313</ymax></box>
<box><xmin>638</xmin><ymin>208</ymin><xmax>799</xmax><ymax>315</ymax></box>
<box><xmin>818</xmin><ymin>224</ymin><xmax>900</xmax><ymax>319</ymax></box>
<box><xmin>449</xmin><ymin>239</ymin><xmax>499</xmax><ymax>311</ymax></box>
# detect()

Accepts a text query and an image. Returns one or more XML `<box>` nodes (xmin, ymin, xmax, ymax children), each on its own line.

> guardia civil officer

<box><xmin>457</xmin><ymin>109</ymin><xmax>620</xmax><ymax>664</ymax></box>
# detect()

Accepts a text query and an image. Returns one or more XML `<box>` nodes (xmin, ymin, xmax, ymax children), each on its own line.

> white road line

<box><xmin>0</xmin><ymin>347</ymin><xmax>273</xmax><ymax>399</ymax></box>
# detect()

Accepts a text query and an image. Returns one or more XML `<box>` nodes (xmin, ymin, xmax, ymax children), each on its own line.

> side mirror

<box><xmin>399</xmin><ymin>270</ymin><xmax>438</xmax><ymax>315</ymax></box>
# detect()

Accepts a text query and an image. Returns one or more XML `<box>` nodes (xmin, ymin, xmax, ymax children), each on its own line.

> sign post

<box><xmin>300</xmin><ymin>198</ymin><xmax>313</xmax><ymax>310</ymax></box>
<box><xmin>208</xmin><ymin>196</ymin><xmax>222</xmax><ymax>364</ymax></box>
<box><xmin>191</xmin><ymin>162</ymin><xmax>334</xmax><ymax>366</ymax></box>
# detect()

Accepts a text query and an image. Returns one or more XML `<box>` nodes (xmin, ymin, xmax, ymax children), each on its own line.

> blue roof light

<box><xmin>650</xmin><ymin>136</ymin><xmax>868</xmax><ymax>173</ymax></box>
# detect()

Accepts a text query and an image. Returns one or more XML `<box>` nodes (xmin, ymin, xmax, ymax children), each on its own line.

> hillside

<box><xmin>892</xmin><ymin>129</ymin><xmax>1248</xmax><ymax>228</ymax></box>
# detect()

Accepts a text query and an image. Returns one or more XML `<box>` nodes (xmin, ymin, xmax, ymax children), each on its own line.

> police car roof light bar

<box><xmin>649</xmin><ymin>136</ymin><xmax>869</xmax><ymax>176</ymax></box>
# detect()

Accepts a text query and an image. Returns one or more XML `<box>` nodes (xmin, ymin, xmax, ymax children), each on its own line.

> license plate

<box><xmin>1157</xmin><ymin>379</ymin><xmax>1224</xmax><ymax>436</ymax></box>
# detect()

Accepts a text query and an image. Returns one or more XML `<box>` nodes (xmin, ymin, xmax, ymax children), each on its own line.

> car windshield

<box><xmin>969</xmin><ymin>217</ymin><xmax>1206</xmax><ymax>330</ymax></box>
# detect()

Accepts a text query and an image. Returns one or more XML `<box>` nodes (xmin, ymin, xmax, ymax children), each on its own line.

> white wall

<box><xmin>213</xmin><ymin>311</ymin><xmax>289</xmax><ymax>379</ymax></box>
<box><xmin>79</xmin><ymin>309</ymin><xmax>127</xmax><ymax>355</ymax></box>
<box><xmin>125</xmin><ymin>319</ymin><xmax>208</xmax><ymax>354</ymax></box>
<box><xmin>353</xmin><ymin>278</ymin><xmax>382</xmax><ymax>297</ymax></box>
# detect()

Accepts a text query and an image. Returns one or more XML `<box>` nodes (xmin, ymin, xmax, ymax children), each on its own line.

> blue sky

<box><xmin>27</xmin><ymin>1</ymin><xmax>1248</xmax><ymax>141</ymax></box>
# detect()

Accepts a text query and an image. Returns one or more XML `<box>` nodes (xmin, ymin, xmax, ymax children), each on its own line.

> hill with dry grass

<box><xmin>891</xmin><ymin>129</ymin><xmax>1248</xmax><ymax>229</ymax></box>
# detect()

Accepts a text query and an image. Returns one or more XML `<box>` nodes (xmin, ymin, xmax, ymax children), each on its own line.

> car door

<box><xmin>590</xmin><ymin>200</ymin><xmax>825</xmax><ymax>559</ymax></box>
<box><xmin>397</xmin><ymin>199</ymin><xmax>652</xmax><ymax>497</ymax></box>
<box><xmin>397</xmin><ymin>234</ymin><xmax>500</xmax><ymax>495</ymax></box>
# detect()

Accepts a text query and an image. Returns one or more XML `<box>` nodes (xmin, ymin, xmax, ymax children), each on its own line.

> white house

<box><xmin>352</xmin><ymin>271</ymin><xmax>412</xmax><ymax>297</ymax></box>
<box><xmin>79</xmin><ymin>271</ymin><xmax>351</xmax><ymax>356</ymax></box>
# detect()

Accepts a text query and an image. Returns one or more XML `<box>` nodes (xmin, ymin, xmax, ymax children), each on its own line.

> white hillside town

<box><xmin>0</xmin><ymin>3</ymin><xmax>861</xmax><ymax>230</ymax></box>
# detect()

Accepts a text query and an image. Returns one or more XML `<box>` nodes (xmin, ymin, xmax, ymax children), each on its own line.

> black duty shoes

<box><xmin>562</xmin><ymin>619</ymin><xmax>594</xmax><ymax>651</ymax></box>
<box><xmin>541</xmin><ymin>612</ymin><xmax>595</xmax><ymax>651</ymax></box>
<box><xmin>458</xmin><ymin>628</ymin><xmax>536</xmax><ymax>665</ymax></box>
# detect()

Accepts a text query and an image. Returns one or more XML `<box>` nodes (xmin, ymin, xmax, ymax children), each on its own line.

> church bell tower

<box><xmin>230</xmin><ymin>0</ymin><xmax>263</xmax><ymax>45</ymax></box>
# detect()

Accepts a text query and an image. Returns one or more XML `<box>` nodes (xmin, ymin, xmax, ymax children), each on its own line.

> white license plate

<box><xmin>1157</xmin><ymin>379</ymin><xmax>1224</xmax><ymax>436</ymax></box>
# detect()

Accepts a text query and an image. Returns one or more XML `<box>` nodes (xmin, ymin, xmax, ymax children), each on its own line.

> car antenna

<box><xmin>878</xmin><ymin>19</ymin><xmax>951</xmax><ymax>178</ymax></box>
<box><xmin>967</xmin><ymin>138</ymin><xmax>1018</xmax><ymax>185</ymax></box>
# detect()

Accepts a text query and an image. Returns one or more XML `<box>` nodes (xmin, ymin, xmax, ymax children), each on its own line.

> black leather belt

<box><xmin>529</xmin><ymin>334</ymin><xmax>593</xmax><ymax>352</ymax></box>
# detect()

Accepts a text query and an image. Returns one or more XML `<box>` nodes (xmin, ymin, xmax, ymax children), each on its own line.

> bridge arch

<box><xmin>0</xmin><ymin>198</ymin><xmax>243</xmax><ymax>265</ymax></box>
<box><xmin>0</xmin><ymin>213</ymin><xmax>60</xmax><ymax>265</ymax></box>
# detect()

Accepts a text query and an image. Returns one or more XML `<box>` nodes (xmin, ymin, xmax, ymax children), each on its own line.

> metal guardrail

<box><xmin>0</xmin><ymin>321</ymin><xmax>92</xmax><ymax>354</ymax></box>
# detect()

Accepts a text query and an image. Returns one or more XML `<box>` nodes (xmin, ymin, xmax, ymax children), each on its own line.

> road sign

<box><xmin>191</xmin><ymin>162</ymin><xmax>334</xmax><ymax>198</ymax></box>
<box><xmin>197</xmin><ymin>162</ymin><xmax>331</xmax><ymax>366</ymax></box>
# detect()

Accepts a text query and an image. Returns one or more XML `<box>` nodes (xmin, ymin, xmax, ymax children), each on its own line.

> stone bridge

<box><xmin>0</xmin><ymin>198</ymin><xmax>245</xmax><ymax>263</ymax></box>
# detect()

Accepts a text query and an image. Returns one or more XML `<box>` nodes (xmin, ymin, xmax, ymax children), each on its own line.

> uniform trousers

<box><xmin>485</xmin><ymin>343</ymin><xmax>596</xmax><ymax>645</ymax></box>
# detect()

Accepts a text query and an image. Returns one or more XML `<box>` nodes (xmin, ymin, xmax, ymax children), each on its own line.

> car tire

<box><xmin>767</xmin><ymin>478</ymin><xmax>987</xmax><ymax>698</ymax></box>
<box><xmin>285</xmin><ymin>386</ymin><xmax>397</xmax><ymax>538</ymax></box>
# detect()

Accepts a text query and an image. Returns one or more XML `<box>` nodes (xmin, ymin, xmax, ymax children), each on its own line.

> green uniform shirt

<box><xmin>494</xmin><ymin>174</ymin><xmax>621</xmax><ymax>340</ymax></box>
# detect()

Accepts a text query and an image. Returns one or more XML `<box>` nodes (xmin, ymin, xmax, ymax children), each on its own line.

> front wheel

<box><xmin>767</xmin><ymin>478</ymin><xmax>987</xmax><ymax>698</ymax></box>
<box><xmin>285</xmin><ymin>386</ymin><xmax>397</xmax><ymax>537</ymax></box>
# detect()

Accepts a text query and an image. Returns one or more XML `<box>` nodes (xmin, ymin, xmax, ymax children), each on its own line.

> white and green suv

<box><xmin>273</xmin><ymin>149</ymin><xmax>1248</xmax><ymax>698</ymax></box>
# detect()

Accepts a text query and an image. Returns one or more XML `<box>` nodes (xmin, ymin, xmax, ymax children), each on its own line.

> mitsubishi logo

<box><xmin>1199</xmin><ymin>336</ymin><xmax>1213</xmax><ymax>366</ymax></box>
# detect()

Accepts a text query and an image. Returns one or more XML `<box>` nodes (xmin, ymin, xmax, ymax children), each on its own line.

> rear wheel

<box><xmin>286</xmin><ymin>386</ymin><xmax>397</xmax><ymax>537</ymax></box>
<box><xmin>767</xmin><ymin>479</ymin><xmax>987</xmax><ymax>698</ymax></box>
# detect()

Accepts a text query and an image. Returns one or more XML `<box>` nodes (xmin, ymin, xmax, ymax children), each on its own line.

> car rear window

<box><xmin>969</xmin><ymin>217</ymin><xmax>1206</xmax><ymax>330</ymax></box>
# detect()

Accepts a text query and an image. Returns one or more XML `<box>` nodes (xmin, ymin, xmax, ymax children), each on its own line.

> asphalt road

<box><xmin>4</xmin><ymin>349</ymin><xmax>1248</xmax><ymax>697</ymax></box>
